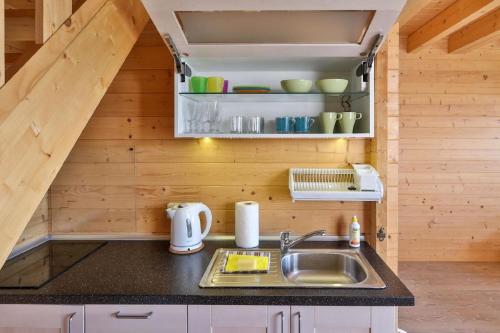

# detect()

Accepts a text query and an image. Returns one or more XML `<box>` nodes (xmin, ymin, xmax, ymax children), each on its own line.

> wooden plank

<box><xmin>15</xmin><ymin>192</ymin><xmax>50</xmax><ymax>248</ymax></box>
<box><xmin>52</xmin><ymin>208</ymin><xmax>136</xmax><ymax>233</ymax></box>
<box><xmin>370</xmin><ymin>24</ymin><xmax>399</xmax><ymax>272</ymax></box>
<box><xmin>449</xmin><ymin>7</ymin><xmax>500</xmax><ymax>53</ymax></box>
<box><xmin>399</xmin><ymin>161</ymin><xmax>500</xmax><ymax>173</ymax></box>
<box><xmin>5</xmin><ymin>16</ymin><xmax>34</xmax><ymax>41</ymax></box>
<box><xmin>400</xmin><ymin>0</ymin><xmax>457</xmax><ymax>35</ymax></box>
<box><xmin>93</xmin><ymin>93</ymin><xmax>172</xmax><ymax>117</ymax></box>
<box><xmin>5</xmin><ymin>42</ymin><xmax>40</xmax><ymax>80</ymax></box>
<box><xmin>399</xmin><ymin>239</ymin><xmax>500</xmax><ymax>261</ymax></box>
<box><xmin>50</xmin><ymin>184</ymin><xmax>368</xmax><ymax>211</ymax></box>
<box><xmin>107</xmin><ymin>69</ymin><xmax>173</xmax><ymax>94</ymax></box>
<box><xmin>398</xmin><ymin>0</ymin><xmax>434</xmax><ymax>27</ymax></box>
<box><xmin>51</xmin><ymin>185</ymin><xmax>135</xmax><ymax>209</ymax></box>
<box><xmin>407</xmin><ymin>0</ymin><xmax>500</xmax><ymax>52</ymax></box>
<box><xmin>35</xmin><ymin>0</ymin><xmax>72</xmax><ymax>44</ymax></box>
<box><xmin>80</xmin><ymin>116</ymin><xmax>174</xmax><ymax>140</ymax></box>
<box><xmin>5</xmin><ymin>0</ymin><xmax>34</xmax><ymax>10</ymax></box>
<box><xmin>0</xmin><ymin>0</ymin><xmax>149</xmax><ymax>268</ymax></box>
<box><xmin>134</xmin><ymin>139</ymin><xmax>369</xmax><ymax>164</ymax></box>
<box><xmin>66</xmin><ymin>140</ymin><xmax>134</xmax><ymax>163</ymax></box>
<box><xmin>0</xmin><ymin>0</ymin><xmax>5</xmax><ymax>86</ymax></box>
<box><xmin>134</xmin><ymin>208</ymin><xmax>371</xmax><ymax>235</ymax></box>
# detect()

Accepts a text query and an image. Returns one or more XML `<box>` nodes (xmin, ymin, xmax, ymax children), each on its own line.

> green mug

<box><xmin>320</xmin><ymin>112</ymin><xmax>343</xmax><ymax>134</ymax></box>
<box><xmin>340</xmin><ymin>112</ymin><xmax>362</xmax><ymax>134</ymax></box>
<box><xmin>190</xmin><ymin>76</ymin><xmax>208</xmax><ymax>93</ymax></box>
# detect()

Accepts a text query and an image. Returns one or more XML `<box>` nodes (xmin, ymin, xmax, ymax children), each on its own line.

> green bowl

<box><xmin>316</xmin><ymin>79</ymin><xmax>349</xmax><ymax>93</ymax></box>
<box><xmin>281</xmin><ymin>79</ymin><xmax>313</xmax><ymax>93</ymax></box>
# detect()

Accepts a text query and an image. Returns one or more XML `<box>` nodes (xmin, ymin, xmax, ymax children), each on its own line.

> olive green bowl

<box><xmin>316</xmin><ymin>79</ymin><xmax>349</xmax><ymax>93</ymax></box>
<box><xmin>281</xmin><ymin>79</ymin><xmax>313</xmax><ymax>93</ymax></box>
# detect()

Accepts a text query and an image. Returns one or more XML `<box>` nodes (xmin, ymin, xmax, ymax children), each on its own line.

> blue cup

<box><xmin>294</xmin><ymin>116</ymin><xmax>315</xmax><ymax>133</ymax></box>
<box><xmin>276</xmin><ymin>117</ymin><xmax>295</xmax><ymax>133</ymax></box>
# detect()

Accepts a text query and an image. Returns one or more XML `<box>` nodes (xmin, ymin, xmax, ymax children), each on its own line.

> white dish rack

<box><xmin>289</xmin><ymin>164</ymin><xmax>383</xmax><ymax>202</ymax></box>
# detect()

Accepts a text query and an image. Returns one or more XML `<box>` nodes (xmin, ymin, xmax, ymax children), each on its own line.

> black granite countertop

<box><xmin>0</xmin><ymin>240</ymin><xmax>414</xmax><ymax>306</ymax></box>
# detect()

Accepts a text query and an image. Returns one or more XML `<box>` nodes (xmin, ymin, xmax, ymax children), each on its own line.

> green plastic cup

<box><xmin>190</xmin><ymin>76</ymin><xmax>208</xmax><ymax>93</ymax></box>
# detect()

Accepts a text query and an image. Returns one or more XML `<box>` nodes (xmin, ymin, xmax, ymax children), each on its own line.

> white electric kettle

<box><xmin>166</xmin><ymin>203</ymin><xmax>212</xmax><ymax>254</ymax></box>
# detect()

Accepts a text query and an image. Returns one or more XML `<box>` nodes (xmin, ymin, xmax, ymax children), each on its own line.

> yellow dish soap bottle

<box><xmin>349</xmin><ymin>215</ymin><xmax>361</xmax><ymax>248</ymax></box>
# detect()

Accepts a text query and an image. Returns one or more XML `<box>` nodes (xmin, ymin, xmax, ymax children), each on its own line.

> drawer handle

<box><xmin>278</xmin><ymin>311</ymin><xmax>284</xmax><ymax>333</ymax></box>
<box><xmin>67</xmin><ymin>312</ymin><xmax>76</xmax><ymax>333</ymax></box>
<box><xmin>296</xmin><ymin>312</ymin><xmax>301</xmax><ymax>333</ymax></box>
<box><xmin>113</xmin><ymin>311</ymin><xmax>153</xmax><ymax>319</ymax></box>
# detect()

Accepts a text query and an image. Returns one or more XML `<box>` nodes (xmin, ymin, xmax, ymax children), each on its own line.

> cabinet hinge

<box><xmin>376</xmin><ymin>226</ymin><xmax>386</xmax><ymax>242</ymax></box>
<box><xmin>356</xmin><ymin>34</ymin><xmax>384</xmax><ymax>82</ymax></box>
<box><xmin>163</xmin><ymin>34</ymin><xmax>191</xmax><ymax>82</ymax></box>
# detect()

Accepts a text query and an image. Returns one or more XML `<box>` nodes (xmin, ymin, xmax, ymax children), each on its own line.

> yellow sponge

<box><xmin>224</xmin><ymin>254</ymin><xmax>269</xmax><ymax>273</ymax></box>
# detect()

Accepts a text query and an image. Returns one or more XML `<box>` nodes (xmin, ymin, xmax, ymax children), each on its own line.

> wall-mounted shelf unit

<box><xmin>141</xmin><ymin>0</ymin><xmax>406</xmax><ymax>139</ymax></box>
<box><xmin>174</xmin><ymin>66</ymin><xmax>374</xmax><ymax>138</ymax></box>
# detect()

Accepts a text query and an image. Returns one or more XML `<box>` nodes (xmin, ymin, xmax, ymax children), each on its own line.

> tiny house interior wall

<box><xmin>12</xmin><ymin>4</ymin><xmax>500</xmax><ymax>262</ymax></box>
<box><xmin>39</xmin><ymin>22</ymin><xmax>372</xmax><ymax>239</ymax></box>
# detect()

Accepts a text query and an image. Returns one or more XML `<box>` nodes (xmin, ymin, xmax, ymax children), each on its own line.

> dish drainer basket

<box><xmin>289</xmin><ymin>164</ymin><xmax>383</xmax><ymax>202</ymax></box>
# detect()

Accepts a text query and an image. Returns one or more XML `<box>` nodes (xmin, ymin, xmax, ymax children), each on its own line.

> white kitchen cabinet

<box><xmin>0</xmin><ymin>304</ymin><xmax>84</xmax><ymax>333</ymax></box>
<box><xmin>140</xmin><ymin>0</ymin><xmax>408</xmax><ymax>139</ymax></box>
<box><xmin>189</xmin><ymin>305</ymin><xmax>290</xmax><ymax>333</ymax></box>
<box><xmin>290</xmin><ymin>306</ymin><xmax>397</xmax><ymax>333</ymax></box>
<box><xmin>85</xmin><ymin>305</ymin><xmax>187</xmax><ymax>333</ymax></box>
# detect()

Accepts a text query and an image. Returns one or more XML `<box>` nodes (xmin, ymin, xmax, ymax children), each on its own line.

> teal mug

<box><xmin>276</xmin><ymin>117</ymin><xmax>295</xmax><ymax>133</ymax></box>
<box><xmin>294</xmin><ymin>116</ymin><xmax>315</xmax><ymax>133</ymax></box>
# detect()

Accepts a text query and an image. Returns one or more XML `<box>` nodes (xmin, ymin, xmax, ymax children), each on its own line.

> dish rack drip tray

<box><xmin>289</xmin><ymin>164</ymin><xmax>383</xmax><ymax>202</ymax></box>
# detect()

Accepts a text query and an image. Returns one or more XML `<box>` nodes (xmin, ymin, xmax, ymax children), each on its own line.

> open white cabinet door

<box><xmin>141</xmin><ymin>0</ymin><xmax>405</xmax><ymax>60</ymax></box>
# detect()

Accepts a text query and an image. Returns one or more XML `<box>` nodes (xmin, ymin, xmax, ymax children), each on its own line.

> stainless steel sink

<box><xmin>199</xmin><ymin>248</ymin><xmax>386</xmax><ymax>289</ymax></box>
<box><xmin>281</xmin><ymin>252</ymin><xmax>367</xmax><ymax>285</ymax></box>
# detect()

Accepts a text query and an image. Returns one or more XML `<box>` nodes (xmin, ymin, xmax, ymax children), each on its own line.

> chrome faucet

<box><xmin>280</xmin><ymin>230</ymin><xmax>327</xmax><ymax>254</ymax></box>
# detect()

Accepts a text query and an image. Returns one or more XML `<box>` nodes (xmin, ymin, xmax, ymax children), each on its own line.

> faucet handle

<box><xmin>280</xmin><ymin>231</ymin><xmax>290</xmax><ymax>241</ymax></box>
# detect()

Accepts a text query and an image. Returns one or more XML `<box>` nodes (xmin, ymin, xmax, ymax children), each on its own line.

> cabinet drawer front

<box><xmin>85</xmin><ymin>305</ymin><xmax>186</xmax><ymax>333</ymax></box>
<box><xmin>0</xmin><ymin>305</ymin><xmax>84</xmax><ymax>333</ymax></box>
<box><xmin>211</xmin><ymin>306</ymin><xmax>268</xmax><ymax>328</ymax></box>
<box><xmin>315</xmin><ymin>306</ymin><xmax>371</xmax><ymax>328</ymax></box>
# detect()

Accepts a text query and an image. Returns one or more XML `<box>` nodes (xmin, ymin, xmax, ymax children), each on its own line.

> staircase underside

<box><xmin>0</xmin><ymin>0</ymin><xmax>149</xmax><ymax>268</ymax></box>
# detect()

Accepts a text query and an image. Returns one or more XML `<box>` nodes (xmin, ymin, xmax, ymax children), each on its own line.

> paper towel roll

<box><xmin>235</xmin><ymin>201</ymin><xmax>259</xmax><ymax>248</ymax></box>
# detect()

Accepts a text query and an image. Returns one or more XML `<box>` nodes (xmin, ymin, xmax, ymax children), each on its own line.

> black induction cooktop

<box><xmin>0</xmin><ymin>240</ymin><xmax>107</xmax><ymax>289</ymax></box>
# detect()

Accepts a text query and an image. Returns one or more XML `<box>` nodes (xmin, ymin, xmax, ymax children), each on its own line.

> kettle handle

<box><xmin>196</xmin><ymin>203</ymin><xmax>212</xmax><ymax>239</ymax></box>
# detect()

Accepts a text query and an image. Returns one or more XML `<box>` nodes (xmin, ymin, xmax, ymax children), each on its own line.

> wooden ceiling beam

<box><xmin>448</xmin><ymin>7</ymin><xmax>500</xmax><ymax>53</ymax></box>
<box><xmin>407</xmin><ymin>0</ymin><xmax>500</xmax><ymax>52</ymax></box>
<box><xmin>0</xmin><ymin>0</ymin><xmax>149</xmax><ymax>268</ymax></box>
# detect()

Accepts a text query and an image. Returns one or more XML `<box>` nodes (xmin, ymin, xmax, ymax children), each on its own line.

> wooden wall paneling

<box><xmin>35</xmin><ymin>0</ymin><xmax>72</xmax><ymax>44</ymax></box>
<box><xmin>50</xmin><ymin>23</ymin><xmax>373</xmax><ymax>239</ymax></box>
<box><xmin>5</xmin><ymin>16</ymin><xmax>34</xmax><ymax>42</ymax></box>
<box><xmin>0</xmin><ymin>0</ymin><xmax>149</xmax><ymax>268</ymax></box>
<box><xmin>14</xmin><ymin>192</ymin><xmax>50</xmax><ymax>249</ymax></box>
<box><xmin>370</xmin><ymin>24</ymin><xmax>399</xmax><ymax>272</ymax></box>
<box><xmin>399</xmin><ymin>33</ymin><xmax>500</xmax><ymax>261</ymax></box>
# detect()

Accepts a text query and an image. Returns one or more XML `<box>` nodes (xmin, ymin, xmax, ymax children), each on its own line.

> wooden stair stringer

<box><xmin>0</xmin><ymin>0</ymin><xmax>149</xmax><ymax>268</ymax></box>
